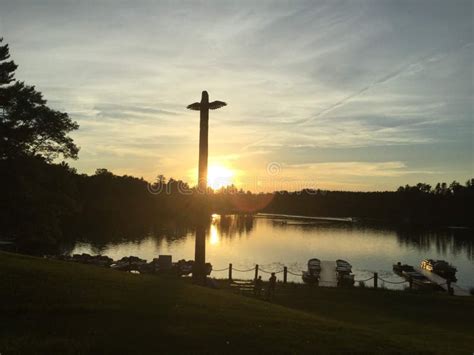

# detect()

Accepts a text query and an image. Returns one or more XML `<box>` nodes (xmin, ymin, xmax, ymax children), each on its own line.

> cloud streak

<box><xmin>0</xmin><ymin>0</ymin><xmax>472</xmax><ymax>190</ymax></box>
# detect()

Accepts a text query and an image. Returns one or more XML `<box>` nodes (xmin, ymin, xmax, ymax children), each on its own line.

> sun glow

<box><xmin>207</xmin><ymin>165</ymin><xmax>235</xmax><ymax>190</ymax></box>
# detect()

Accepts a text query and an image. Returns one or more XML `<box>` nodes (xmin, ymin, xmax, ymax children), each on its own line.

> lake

<box><xmin>70</xmin><ymin>214</ymin><xmax>474</xmax><ymax>290</ymax></box>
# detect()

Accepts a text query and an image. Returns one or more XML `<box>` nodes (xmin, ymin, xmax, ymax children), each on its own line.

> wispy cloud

<box><xmin>285</xmin><ymin>161</ymin><xmax>437</xmax><ymax>178</ymax></box>
<box><xmin>1</xmin><ymin>0</ymin><xmax>472</xmax><ymax>189</ymax></box>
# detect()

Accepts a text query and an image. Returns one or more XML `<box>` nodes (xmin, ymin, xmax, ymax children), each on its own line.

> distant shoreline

<box><xmin>256</xmin><ymin>213</ymin><xmax>355</xmax><ymax>223</ymax></box>
<box><xmin>254</xmin><ymin>212</ymin><xmax>472</xmax><ymax>230</ymax></box>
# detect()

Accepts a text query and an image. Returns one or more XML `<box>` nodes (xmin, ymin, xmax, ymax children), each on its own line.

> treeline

<box><xmin>1</xmin><ymin>155</ymin><xmax>473</xmax><ymax>252</ymax></box>
<box><xmin>258</xmin><ymin>181</ymin><xmax>474</xmax><ymax>226</ymax></box>
<box><xmin>0</xmin><ymin>156</ymin><xmax>201</xmax><ymax>252</ymax></box>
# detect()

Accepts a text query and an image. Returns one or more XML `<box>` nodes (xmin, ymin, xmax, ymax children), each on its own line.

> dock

<box><xmin>319</xmin><ymin>260</ymin><xmax>338</xmax><ymax>287</ymax></box>
<box><xmin>416</xmin><ymin>268</ymin><xmax>470</xmax><ymax>296</ymax></box>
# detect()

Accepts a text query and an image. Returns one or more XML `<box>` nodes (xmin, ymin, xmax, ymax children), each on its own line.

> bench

<box><xmin>230</xmin><ymin>280</ymin><xmax>255</xmax><ymax>295</ymax></box>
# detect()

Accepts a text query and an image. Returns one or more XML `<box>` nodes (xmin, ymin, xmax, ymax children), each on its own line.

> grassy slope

<box><xmin>0</xmin><ymin>252</ymin><xmax>472</xmax><ymax>354</ymax></box>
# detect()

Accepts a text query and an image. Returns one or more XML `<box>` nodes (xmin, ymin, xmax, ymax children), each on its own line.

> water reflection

<box><xmin>68</xmin><ymin>214</ymin><xmax>474</xmax><ymax>289</ymax></box>
<box><xmin>395</xmin><ymin>228</ymin><xmax>473</xmax><ymax>260</ymax></box>
<box><xmin>213</xmin><ymin>213</ymin><xmax>254</xmax><ymax>238</ymax></box>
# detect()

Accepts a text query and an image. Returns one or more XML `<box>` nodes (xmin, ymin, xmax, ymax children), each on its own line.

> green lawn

<box><xmin>1</xmin><ymin>251</ymin><xmax>473</xmax><ymax>354</ymax></box>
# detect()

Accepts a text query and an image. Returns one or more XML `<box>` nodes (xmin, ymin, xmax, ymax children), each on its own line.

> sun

<box><xmin>207</xmin><ymin>165</ymin><xmax>235</xmax><ymax>190</ymax></box>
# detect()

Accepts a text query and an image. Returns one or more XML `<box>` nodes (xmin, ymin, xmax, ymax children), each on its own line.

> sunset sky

<box><xmin>1</xmin><ymin>0</ymin><xmax>472</xmax><ymax>191</ymax></box>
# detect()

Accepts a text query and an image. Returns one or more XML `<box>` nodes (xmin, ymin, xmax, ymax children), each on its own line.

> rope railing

<box><xmin>233</xmin><ymin>267</ymin><xmax>255</xmax><ymax>272</ymax></box>
<box><xmin>259</xmin><ymin>268</ymin><xmax>284</xmax><ymax>274</ymax></box>
<box><xmin>354</xmin><ymin>276</ymin><xmax>374</xmax><ymax>282</ymax></box>
<box><xmin>287</xmin><ymin>270</ymin><xmax>303</xmax><ymax>276</ymax></box>
<box><xmin>208</xmin><ymin>264</ymin><xmax>452</xmax><ymax>293</ymax></box>
<box><xmin>378</xmin><ymin>277</ymin><xmax>408</xmax><ymax>285</ymax></box>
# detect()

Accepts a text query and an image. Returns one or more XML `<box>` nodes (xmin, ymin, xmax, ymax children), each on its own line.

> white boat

<box><xmin>336</xmin><ymin>259</ymin><xmax>354</xmax><ymax>286</ymax></box>
<box><xmin>420</xmin><ymin>259</ymin><xmax>457</xmax><ymax>281</ymax></box>
<box><xmin>336</xmin><ymin>259</ymin><xmax>352</xmax><ymax>267</ymax></box>
<box><xmin>402</xmin><ymin>270</ymin><xmax>439</xmax><ymax>290</ymax></box>
<box><xmin>338</xmin><ymin>273</ymin><xmax>355</xmax><ymax>285</ymax></box>
<box><xmin>302</xmin><ymin>258</ymin><xmax>321</xmax><ymax>284</ymax></box>
<box><xmin>336</xmin><ymin>259</ymin><xmax>352</xmax><ymax>273</ymax></box>
<box><xmin>308</xmin><ymin>258</ymin><xmax>321</xmax><ymax>271</ymax></box>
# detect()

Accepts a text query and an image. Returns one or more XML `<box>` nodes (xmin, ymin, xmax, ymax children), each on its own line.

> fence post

<box><xmin>229</xmin><ymin>263</ymin><xmax>232</xmax><ymax>281</ymax></box>
<box><xmin>283</xmin><ymin>266</ymin><xmax>288</xmax><ymax>284</ymax></box>
<box><xmin>255</xmin><ymin>264</ymin><xmax>259</xmax><ymax>281</ymax></box>
<box><xmin>373</xmin><ymin>272</ymin><xmax>378</xmax><ymax>289</ymax></box>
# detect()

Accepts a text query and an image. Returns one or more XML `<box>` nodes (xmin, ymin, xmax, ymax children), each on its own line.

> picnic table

<box><xmin>230</xmin><ymin>280</ymin><xmax>255</xmax><ymax>295</ymax></box>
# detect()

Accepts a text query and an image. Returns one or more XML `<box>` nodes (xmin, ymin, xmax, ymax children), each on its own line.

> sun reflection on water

<box><xmin>210</xmin><ymin>214</ymin><xmax>220</xmax><ymax>245</ymax></box>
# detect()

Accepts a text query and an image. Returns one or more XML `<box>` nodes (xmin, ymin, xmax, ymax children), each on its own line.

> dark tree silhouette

<box><xmin>0</xmin><ymin>38</ymin><xmax>79</xmax><ymax>161</ymax></box>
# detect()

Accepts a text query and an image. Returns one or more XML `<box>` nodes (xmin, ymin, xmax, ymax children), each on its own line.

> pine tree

<box><xmin>0</xmin><ymin>37</ymin><xmax>79</xmax><ymax>161</ymax></box>
<box><xmin>0</xmin><ymin>39</ymin><xmax>17</xmax><ymax>85</ymax></box>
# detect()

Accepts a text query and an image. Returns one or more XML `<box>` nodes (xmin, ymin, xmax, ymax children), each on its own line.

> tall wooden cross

<box><xmin>187</xmin><ymin>91</ymin><xmax>226</xmax><ymax>192</ymax></box>
<box><xmin>187</xmin><ymin>91</ymin><xmax>226</xmax><ymax>283</ymax></box>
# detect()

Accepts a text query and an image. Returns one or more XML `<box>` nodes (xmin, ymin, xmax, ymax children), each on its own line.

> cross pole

<box><xmin>187</xmin><ymin>91</ymin><xmax>226</xmax><ymax>283</ymax></box>
<box><xmin>187</xmin><ymin>91</ymin><xmax>226</xmax><ymax>192</ymax></box>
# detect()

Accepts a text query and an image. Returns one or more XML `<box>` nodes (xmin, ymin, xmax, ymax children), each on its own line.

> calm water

<box><xmin>70</xmin><ymin>214</ymin><xmax>474</xmax><ymax>290</ymax></box>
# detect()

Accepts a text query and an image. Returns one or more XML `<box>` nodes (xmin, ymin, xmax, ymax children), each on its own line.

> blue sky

<box><xmin>1</xmin><ymin>0</ymin><xmax>472</xmax><ymax>191</ymax></box>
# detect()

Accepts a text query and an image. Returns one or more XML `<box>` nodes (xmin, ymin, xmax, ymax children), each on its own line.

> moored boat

<box><xmin>420</xmin><ymin>259</ymin><xmax>457</xmax><ymax>281</ymax></box>
<box><xmin>402</xmin><ymin>270</ymin><xmax>440</xmax><ymax>290</ymax></box>
<box><xmin>111</xmin><ymin>256</ymin><xmax>147</xmax><ymax>271</ymax></box>
<box><xmin>336</xmin><ymin>259</ymin><xmax>354</xmax><ymax>287</ymax></box>
<box><xmin>336</xmin><ymin>259</ymin><xmax>352</xmax><ymax>273</ymax></box>
<box><xmin>176</xmin><ymin>260</ymin><xmax>213</xmax><ymax>276</ymax></box>
<box><xmin>302</xmin><ymin>258</ymin><xmax>321</xmax><ymax>284</ymax></box>
<box><xmin>393</xmin><ymin>262</ymin><xmax>442</xmax><ymax>291</ymax></box>
<box><xmin>393</xmin><ymin>262</ymin><xmax>415</xmax><ymax>275</ymax></box>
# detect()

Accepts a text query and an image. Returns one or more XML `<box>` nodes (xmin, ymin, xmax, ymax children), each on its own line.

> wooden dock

<box><xmin>319</xmin><ymin>260</ymin><xmax>338</xmax><ymax>287</ymax></box>
<box><xmin>416</xmin><ymin>268</ymin><xmax>470</xmax><ymax>296</ymax></box>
